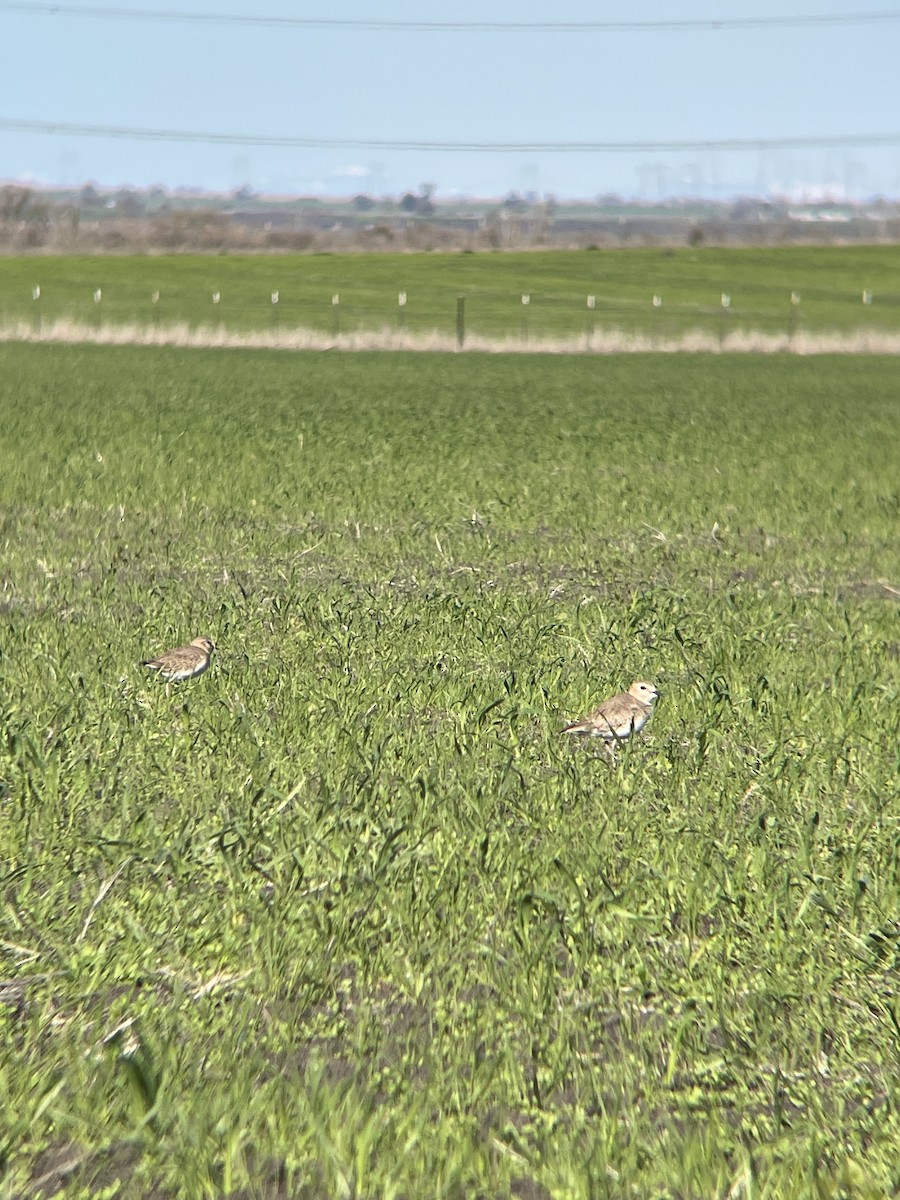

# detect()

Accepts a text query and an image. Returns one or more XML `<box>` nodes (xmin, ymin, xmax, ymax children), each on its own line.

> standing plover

<box><xmin>143</xmin><ymin>636</ymin><xmax>215</xmax><ymax>682</ymax></box>
<box><xmin>562</xmin><ymin>680</ymin><xmax>659</xmax><ymax>742</ymax></box>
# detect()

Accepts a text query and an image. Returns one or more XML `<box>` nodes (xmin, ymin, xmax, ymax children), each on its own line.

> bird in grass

<box><xmin>142</xmin><ymin>636</ymin><xmax>215</xmax><ymax>683</ymax></box>
<box><xmin>562</xmin><ymin>680</ymin><xmax>659</xmax><ymax>743</ymax></box>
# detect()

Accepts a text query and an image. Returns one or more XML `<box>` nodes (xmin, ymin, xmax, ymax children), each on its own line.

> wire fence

<box><xmin>6</xmin><ymin>283</ymin><xmax>900</xmax><ymax>351</ymax></box>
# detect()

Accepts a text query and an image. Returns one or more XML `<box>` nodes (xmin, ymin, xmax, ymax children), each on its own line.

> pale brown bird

<box><xmin>143</xmin><ymin>636</ymin><xmax>215</xmax><ymax>682</ymax></box>
<box><xmin>562</xmin><ymin>680</ymin><xmax>659</xmax><ymax>742</ymax></box>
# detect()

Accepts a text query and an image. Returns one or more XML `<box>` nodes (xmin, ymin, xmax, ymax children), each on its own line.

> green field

<box><xmin>1</xmin><ymin>342</ymin><xmax>899</xmax><ymax>1198</ymax></box>
<box><xmin>3</xmin><ymin>246</ymin><xmax>900</xmax><ymax>343</ymax></box>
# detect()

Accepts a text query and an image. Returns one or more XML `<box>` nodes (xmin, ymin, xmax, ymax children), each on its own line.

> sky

<box><xmin>1</xmin><ymin>0</ymin><xmax>899</xmax><ymax>201</ymax></box>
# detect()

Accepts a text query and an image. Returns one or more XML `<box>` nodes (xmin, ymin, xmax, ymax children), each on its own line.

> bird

<box><xmin>562</xmin><ymin>680</ymin><xmax>659</xmax><ymax>742</ymax></box>
<box><xmin>142</xmin><ymin>636</ymin><xmax>215</xmax><ymax>683</ymax></box>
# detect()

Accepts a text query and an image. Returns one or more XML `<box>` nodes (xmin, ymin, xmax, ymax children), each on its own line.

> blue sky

<box><xmin>2</xmin><ymin>0</ymin><xmax>898</xmax><ymax>200</ymax></box>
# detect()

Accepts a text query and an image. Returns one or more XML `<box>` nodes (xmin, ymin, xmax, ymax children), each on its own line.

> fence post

<box><xmin>719</xmin><ymin>292</ymin><xmax>731</xmax><ymax>348</ymax></box>
<box><xmin>456</xmin><ymin>294</ymin><xmax>465</xmax><ymax>349</ymax></box>
<box><xmin>788</xmin><ymin>291</ymin><xmax>800</xmax><ymax>346</ymax></box>
<box><xmin>651</xmin><ymin>294</ymin><xmax>662</xmax><ymax>348</ymax></box>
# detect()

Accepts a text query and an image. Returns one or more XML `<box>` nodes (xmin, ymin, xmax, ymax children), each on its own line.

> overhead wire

<box><xmin>2</xmin><ymin>2</ymin><xmax>899</xmax><ymax>31</ymax></box>
<box><xmin>1</xmin><ymin>118</ymin><xmax>898</xmax><ymax>153</ymax></box>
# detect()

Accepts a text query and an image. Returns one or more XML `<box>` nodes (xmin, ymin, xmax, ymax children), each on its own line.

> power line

<box><xmin>2</xmin><ymin>117</ymin><xmax>900</xmax><ymax>153</ymax></box>
<box><xmin>2</xmin><ymin>2</ymin><xmax>900</xmax><ymax>31</ymax></box>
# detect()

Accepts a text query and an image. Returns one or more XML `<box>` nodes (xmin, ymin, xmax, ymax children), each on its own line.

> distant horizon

<box><xmin>5</xmin><ymin>176</ymin><xmax>898</xmax><ymax>207</ymax></box>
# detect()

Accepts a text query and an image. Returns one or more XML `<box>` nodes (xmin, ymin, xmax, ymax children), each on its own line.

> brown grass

<box><xmin>2</xmin><ymin>317</ymin><xmax>900</xmax><ymax>354</ymax></box>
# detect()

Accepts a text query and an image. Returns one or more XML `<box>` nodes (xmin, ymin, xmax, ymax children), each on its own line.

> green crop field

<box><xmin>1</xmin><ymin>341</ymin><xmax>899</xmax><ymax>1198</ymax></box>
<box><xmin>3</xmin><ymin>246</ymin><xmax>900</xmax><ymax>344</ymax></box>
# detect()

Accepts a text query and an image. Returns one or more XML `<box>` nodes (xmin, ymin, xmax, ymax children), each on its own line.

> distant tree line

<box><xmin>3</xmin><ymin>183</ymin><xmax>900</xmax><ymax>255</ymax></box>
